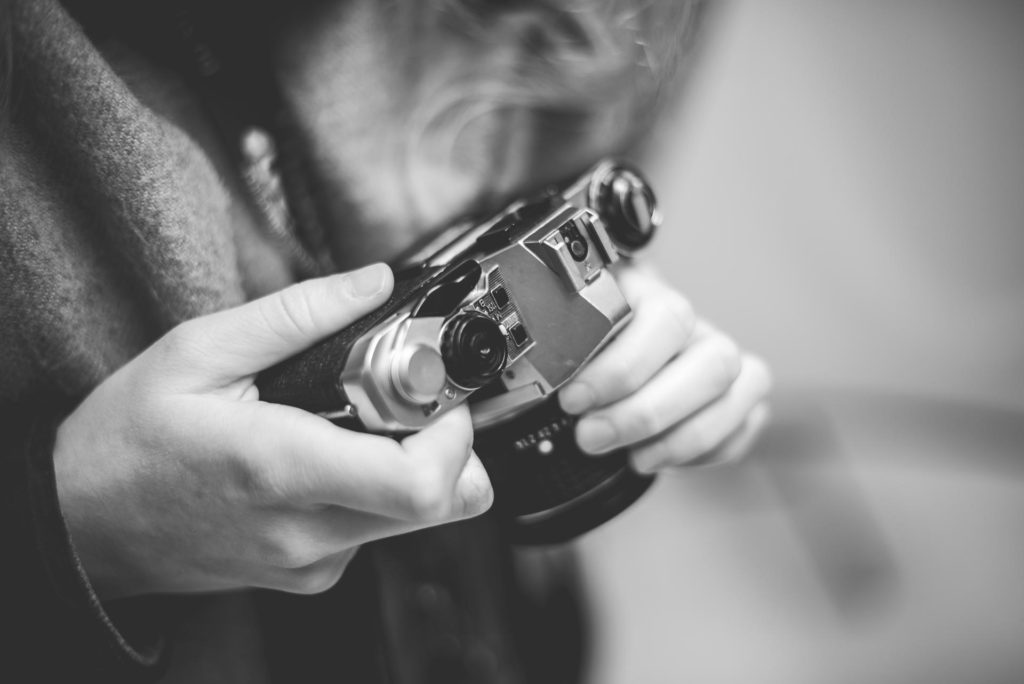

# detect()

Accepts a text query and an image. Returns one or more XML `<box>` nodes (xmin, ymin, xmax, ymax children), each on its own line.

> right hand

<box><xmin>53</xmin><ymin>264</ymin><xmax>493</xmax><ymax>600</ymax></box>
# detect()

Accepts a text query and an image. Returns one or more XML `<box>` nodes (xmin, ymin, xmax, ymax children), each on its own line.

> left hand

<box><xmin>558</xmin><ymin>261</ymin><xmax>772</xmax><ymax>473</ymax></box>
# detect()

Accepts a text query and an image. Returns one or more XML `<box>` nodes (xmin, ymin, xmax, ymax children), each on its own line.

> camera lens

<box><xmin>441</xmin><ymin>312</ymin><xmax>508</xmax><ymax>389</ymax></box>
<box><xmin>597</xmin><ymin>168</ymin><xmax>659</xmax><ymax>254</ymax></box>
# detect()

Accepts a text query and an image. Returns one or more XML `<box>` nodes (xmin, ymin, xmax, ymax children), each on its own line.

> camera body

<box><xmin>257</xmin><ymin>160</ymin><xmax>661</xmax><ymax>542</ymax></box>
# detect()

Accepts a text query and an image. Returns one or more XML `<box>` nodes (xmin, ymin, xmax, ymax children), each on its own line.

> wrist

<box><xmin>2</xmin><ymin>399</ymin><xmax>168</xmax><ymax>678</ymax></box>
<box><xmin>53</xmin><ymin>410</ymin><xmax>149</xmax><ymax>600</ymax></box>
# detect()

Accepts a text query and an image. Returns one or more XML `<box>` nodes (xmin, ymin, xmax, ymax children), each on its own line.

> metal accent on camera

<box><xmin>588</xmin><ymin>163</ymin><xmax>661</xmax><ymax>255</ymax></box>
<box><xmin>319</xmin><ymin>161</ymin><xmax>659</xmax><ymax>434</ymax></box>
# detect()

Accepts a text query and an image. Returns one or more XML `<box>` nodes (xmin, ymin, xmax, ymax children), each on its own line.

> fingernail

<box><xmin>576</xmin><ymin>417</ymin><xmax>616</xmax><ymax>454</ymax></box>
<box><xmin>346</xmin><ymin>263</ymin><xmax>390</xmax><ymax>298</ymax></box>
<box><xmin>560</xmin><ymin>382</ymin><xmax>595</xmax><ymax>415</ymax></box>
<box><xmin>630</xmin><ymin>452</ymin><xmax>658</xmax><ymax>475</ymax></box>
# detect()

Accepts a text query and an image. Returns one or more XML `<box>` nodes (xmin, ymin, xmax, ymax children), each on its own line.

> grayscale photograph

<box><xmin>1</xmin><ymin>1</ymin><xmax>1022</xmax><ymax>682</ymax></box>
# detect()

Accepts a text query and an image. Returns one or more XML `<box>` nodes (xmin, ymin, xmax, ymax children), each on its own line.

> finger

<box><xmin>223</xmin><ymin>402</ymin><xmax>489</xmax><ymax>522</ymax></box>
<box><xmin>573</xmin><ymin>328</ymin><xmax>744</xmax><ymax>454</ymax></box>
<box><xmin>683</xmin><ymin>401</ymin><xmax>771</xmax><ymax>468</ymax></box>
<box><xmin>258</xmin><ymin>548</ymin><xmax>361</xmax><ymax>595</ymax></box>
<box><xmin>559</xmin><ymin>271</ymin><xmax>695</xmax><ymax>415</ymax></box>
<box><xmin>629</xmin><ymin>354</ymin><xmax>773</xmax><ymax>473</ymax></box>
<box><xmin>399</xmin><ymin>410</ymin><xmax>494</xmax><ymax>521</ymax></box>
<box><xmin>159</xmin><ymin>263</ymin><xmax>393</xmax><ymax>382</ymax></box>
<box><xmin>264</xmin><ymin>461</ymin><xmax>493</xmax><ymax>569</ymax></box>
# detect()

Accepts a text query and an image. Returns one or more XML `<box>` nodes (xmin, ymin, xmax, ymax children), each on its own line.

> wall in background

<box><xmin>579</xmin><ymin>5</ymin><xmax>1024</xmax><ymax>680</ymax></box>
<box><xmin>645</xmin><ymin>0</ymin><xmax>1024</xmax><ymax>411</ymax></box>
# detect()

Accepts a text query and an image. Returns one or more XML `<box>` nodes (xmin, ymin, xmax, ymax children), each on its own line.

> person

<box><xmin>0</xmin><ymin>0</ymin><xmax>772</xmax><ymax>681</ymax></box>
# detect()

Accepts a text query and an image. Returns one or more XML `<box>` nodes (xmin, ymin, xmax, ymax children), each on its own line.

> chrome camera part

<box><xmin>441</xmin><ymin>312</ymin><xmax>508</xmax><ymax>389</ymax></box>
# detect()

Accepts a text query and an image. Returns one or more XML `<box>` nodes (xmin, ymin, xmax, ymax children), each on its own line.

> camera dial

<box><xmin>390</xmin><ymin>344</ymin><xmax>447</xmax><ymax>405</ymax></box>
<box><xmin>441</xmin><ymin>312</ymin><xmax>508</xmax><ymax>389</ymax></box>
<box><xmin>596</xmin><ymin>167</ymin><xmax>659</xmax><ymax>254</ymax></box>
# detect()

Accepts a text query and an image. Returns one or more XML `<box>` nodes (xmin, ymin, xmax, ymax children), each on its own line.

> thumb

<box><xmin>164</xmin><ymin>263</ymin><xmax>393</xmax><ymax>382</ymax></box>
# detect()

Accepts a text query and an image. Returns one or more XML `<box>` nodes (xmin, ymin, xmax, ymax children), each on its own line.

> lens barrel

<box><xmin>595</xmin><ymin>167</ymin><xmax>659</xmax><ymax>254</ymax></box>
<box><xmin>441</xmin><ymin>312</ymin><xmax>508</xmax><ymax>389</ymax></box>
<box><xmin>474</xmin><ymin>393</ymin><xmax>655</xmax><ymax>545</ymax></box>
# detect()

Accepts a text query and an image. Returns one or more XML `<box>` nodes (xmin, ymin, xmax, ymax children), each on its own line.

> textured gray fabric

<box><xmin>0</xmin><ymin>0</ymin><xmax>250</xmax><ymax>401</ymax></box>
<box><xmin>0</xmin><ymin>2</ymin><xmax>290</xmax><ymax>679</ymax></box>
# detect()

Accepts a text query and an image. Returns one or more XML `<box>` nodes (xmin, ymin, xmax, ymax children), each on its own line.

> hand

<box><xmin>54</xmin><ymin>264</ymin><xmax>493</xmax><ymax>600</ymax></box>
<box><xmin>558</xmin><ymin>261</ymin><xmax>772</xmax><ymax>473</ymax></box>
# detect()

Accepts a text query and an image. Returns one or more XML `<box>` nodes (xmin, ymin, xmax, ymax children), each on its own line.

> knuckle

<box><xmin>288</xmin><ymin>578</ymin><xmax>325</xmax><ymax>596</ymax></box>
<box><xmin>266</xmin><ymin>528</ymin><xmax>323</xmax><ymax>570</ymax></box>
<box><xmin>661</xmin><ymin>291</ymin><xmax>696</xmax><ymax>341</ymax></box>
<box><xmin>746</xmin><ymin>355</ymin><xmax>774</xmax><ymax>397</ymax></box>
<box><xmin>288</xmin><ymin>567</ymin><xmax>339</xmax><ymax>595</ymax></box>
<box><xmin>600</xmin><ymin>362</ymin><xmax>640</xmax><ymax>398</ymax></box>
<box><xmin>634</xmin><ymin>442</ymin><xmax>669</xmax><ymax>473</ymax></box>
<box><xmin>233</xmin><ymin>453</ymin><xmax>288</xmax><ymax>504</ymax></box>
<box><xmin>455</xmin><ymin>473</ymin><xmax>493</xmax><ymax>519</ymax></box>
<box><xmin>686</xmin><ymin>424</ymin><xmax>721</xmax><ymax>457</ymax></box>
<box><xmin>716</xmin><ymin>444</ymin><xmax>750</xmax><ymax>467</ymax></box>
<box><xmin>280</xmin><ymin>549</ymin><xmax>355</xmax><ymax>595</ymax></box>
<box><xmin>266</xmin><ymin>287</ymin><xmax>318</xmax><ymax>338</ymax></box>
<box><xmin>403</xmin><ymin>464</ymin><xmax>453</xmax><ymax>522</ymax></box>
<box><xmin>707</xmin><ymin>336</ymin><xmax>742</xmax><ymax>390</ymax></box>
<box><xmin>751</xmin><ymin>401</ymin><xmax>772</xmax><ymax>430</ymax></box>
<box><xmin>621</xmin><ymin>401</ymin><xmax>664</xmax><ymax>440</ymax></box>
<box><xmin>279</xmin><ymin>545</ymin><xmax>322</xmax><ymax>572</ymax></box>
<box><xmin>435</xmin><ymin>421</ymin><xmax>474</xmax><ymax>463</ymax></box>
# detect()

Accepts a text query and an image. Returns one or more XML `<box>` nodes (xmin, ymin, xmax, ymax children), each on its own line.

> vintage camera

<box><xmin>257</xmin><ymin>160</ymin><xmax>661</xmax><ymax>543</ymax></box>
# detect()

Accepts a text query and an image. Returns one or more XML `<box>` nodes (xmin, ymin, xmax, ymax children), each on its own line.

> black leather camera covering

<box><xmin>257</xmin><ymin>263</ymin><xmax>453</xmax><ymax>415</ymax></box>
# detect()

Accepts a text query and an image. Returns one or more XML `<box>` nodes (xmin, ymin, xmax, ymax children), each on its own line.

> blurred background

<box><xmin>572</xmin><ymin>2</ymin><xmax>1024</xmax><ymax>682</ymax></box>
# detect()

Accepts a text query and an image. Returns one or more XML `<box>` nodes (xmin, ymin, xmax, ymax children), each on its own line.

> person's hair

<box><xmin>0</xmin><ymin>0</ymin><xmax>703</xmax><ymax>169</ymax></box>
<box><xmin>413</xmin><ymin>0</ymin><xmax>701</xmax><ymax>101</ymax></box>
<box><xmin>393</xmin><ymin>0</ymin><xmax>706</xmax><ymax>194</ymax></box>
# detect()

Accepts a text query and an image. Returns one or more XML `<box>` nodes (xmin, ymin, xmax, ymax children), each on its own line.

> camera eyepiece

<box><xmin>596</xmin><ymin>167</ymin><xmax>659</xmax><ymax>254</ymax></box>
<box><xmin>441</xmin><ymin>312</ymin><xmax>508</xmax><ymax>389</ymax></box>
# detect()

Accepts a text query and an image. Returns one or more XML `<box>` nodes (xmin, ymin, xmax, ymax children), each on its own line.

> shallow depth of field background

<box><xmin>568</xmin><ymin>2</ymin><xmax>1024</xmax><ymax>683</ymax></box>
